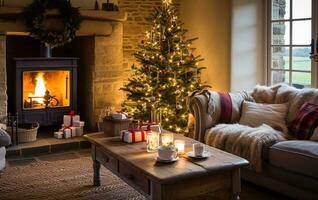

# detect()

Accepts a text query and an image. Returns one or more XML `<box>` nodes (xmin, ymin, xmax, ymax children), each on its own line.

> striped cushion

<box><xmin>289</xmin><ymin>102</ymin><xmax>318</xmax><ymax>140</ymax></box>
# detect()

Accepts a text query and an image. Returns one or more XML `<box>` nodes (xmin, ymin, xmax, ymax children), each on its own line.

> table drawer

<box><xmin>119</xmin><ymin>162</ymin><xmax>149</xmax><ymax>194</ymax></box>
<box><xmin>95</xmin><ymin>147</ymin><xmax>118</xmax><ymax>172</ymax></box>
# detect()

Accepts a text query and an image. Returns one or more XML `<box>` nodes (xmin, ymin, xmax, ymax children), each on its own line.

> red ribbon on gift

<box><xmin>70</xmin><ymin>110</ymin><xmax>75</xmax><ymax>126</ymax></box>
<box><xmin>139</xmin><ymin>123</ymin><xmax>161</xmax><ymax>133</ymax></box>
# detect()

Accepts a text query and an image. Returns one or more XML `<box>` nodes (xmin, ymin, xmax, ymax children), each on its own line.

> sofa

<box><xmin>0</xmin><ymin>123</ymin><xmax>11</xmax><ymax>171</ymax></box>
<box><xmin>188</xmin><ymin>84</ymin><xmax>318</xmax><ymax>199</ymax></box>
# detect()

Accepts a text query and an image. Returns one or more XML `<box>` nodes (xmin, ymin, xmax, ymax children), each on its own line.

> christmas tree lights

<box><xmin>121</xmin><ymin>0</ymin><xmax>209</xmax><ymax>133</ymax></box>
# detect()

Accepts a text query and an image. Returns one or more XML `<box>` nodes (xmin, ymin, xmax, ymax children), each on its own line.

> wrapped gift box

<box><xmin>73</xmin><ymin>121</ymin><xmax>85</xmax><ymax>127</ymax></box>
<box><xmin>59</xmin><ymin>127</ymin><xmax>76</xmax><ymax>138</ymax></box>
<box><xmin>140</xmin><ymin>123</ymin><xmax>162</xmax><ymax>133</ymax></box>
<box><xmin>75</xmin><ymin>126</ymin><xmax>84</xmax><ymax>136</ymax></box>
<box><xmin>58</xmin><ymin>129</ymin><xmax>71</xmax><ymax>139</ymax></box>
<box><xmin>120</xmin><ymin>129</ymin><xmax>147</xmax><ymax>143</ymax></box>
<box><xmin>63</xmin><ymin>115</ymin><xmax>80</xmax><ymax>126</ymax></box>
<box><xmin>54</xmin><ymin>132</ymin><xmax>63</xmax><ymax>139</ymax></box>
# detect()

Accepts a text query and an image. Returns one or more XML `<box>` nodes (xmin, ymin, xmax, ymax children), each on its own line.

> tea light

<box><xmin>146</xmin><ymin>132</ymin><xmax>159</xmax><ymax>152</ymax></box>
<box><xmin>161</xmin><ymin>132</ymin><xmax>174</xmax><ymax>146</ymax></box>
<box><xmin>174</xmin><ymin>140</ymin><xmax>185</xmax><ymax>154</ymax></box>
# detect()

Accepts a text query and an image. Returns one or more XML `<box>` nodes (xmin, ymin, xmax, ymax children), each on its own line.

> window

<box><xmin>268</xmin><ymin>0</ymin><xmax>318</xmax><ymax>88</ymax></box>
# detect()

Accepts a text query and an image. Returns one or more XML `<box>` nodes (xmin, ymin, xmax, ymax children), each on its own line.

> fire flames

<box><xmin>28</xmin><ymin>72</ymin><xmax>46</xmax><ymax>104</ymax></box>
<box><xmin>23</xmin><ymin>70</ymin><xmax>70</xmax><ymax>109</ymax></box>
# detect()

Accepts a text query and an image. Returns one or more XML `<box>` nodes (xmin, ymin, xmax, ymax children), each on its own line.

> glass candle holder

<box><xmin>161</xmin><ymin>132</ymin><xmax>174</xmax><ymax>146</ymax></box>
<box><xmin>147</xmin><ymin>132</ymin><xmax>159</xmax><ymax>152</ymax></box>
<box><xmin>174</xmin><ymin>140</ymin><xmax>185</xmax><ymax>154</ymax></box>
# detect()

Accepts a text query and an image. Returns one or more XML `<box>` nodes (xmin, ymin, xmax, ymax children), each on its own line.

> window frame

<box><xmin>266</xmin><ymin>0</ymin><xmax>318</xmax><ymax>88</ymax></box>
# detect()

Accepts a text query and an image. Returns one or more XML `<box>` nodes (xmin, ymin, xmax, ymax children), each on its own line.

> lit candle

<box><xmin>161</xmin><ymin>132</ymin><xmax>174</xmax><ymax>146</ymax></box>
<box><xmin>174</xmin><ymin>140</ymin><xmax>185</xmax><ymax>154</ymax></box>
<box><xmin>147</xmin><ymin>132</ymin><xmax>159</xmax><ymax>152</ymax></box>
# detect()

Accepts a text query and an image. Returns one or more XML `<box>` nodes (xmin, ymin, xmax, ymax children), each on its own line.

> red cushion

<box><xmin>218</xmin><ymin>92</ymin><xmax>232</xmax><ymax>123</ymax></box>
<box><xmin>289</xmin><ymin>102</ymin><xmax>318</xmax><ymax>140</ymax></box>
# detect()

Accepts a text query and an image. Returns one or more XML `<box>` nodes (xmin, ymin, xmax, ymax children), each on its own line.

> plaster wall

<box><xmin>180</xmin><ymin>0</ymin><xmax>231</xmax><ymax>92</ymax></box>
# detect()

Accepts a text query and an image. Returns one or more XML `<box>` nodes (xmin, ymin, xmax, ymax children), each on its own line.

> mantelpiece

<box><xmin>0</xmin><ymin>7</ymin><xmax>127</xmax><ymax>36</ymax></box>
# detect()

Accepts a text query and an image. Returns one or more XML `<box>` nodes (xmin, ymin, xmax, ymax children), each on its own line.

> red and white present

<box><xmin>64</xmin><ymin>111</ymin><xmax>80</xmax><ymax>126</ymax></box>
<box><xmin>120</xmin><ymin>129</ymin><xmax>148</xmax><ymax>143</ymax></box>
<box><xmin>59</xmin><ymin>127</ymin><xmax>77</xmax><ymax>138</ymax></box>
<box><xmin>140</xmin><ymin>123</ymin><xmax>162</xmax><ymax>133</ymax></box>
<box><xmin>54</xmin><ymin>132</ymin><xmax>64</xmax><ymax>139</ymax></box>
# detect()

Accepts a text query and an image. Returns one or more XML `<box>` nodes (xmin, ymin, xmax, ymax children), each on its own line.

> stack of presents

<box><xmin>120</xmin><ymin>123</ymin><xmax>162</xmax><ymax>143</ymax></box>
<box><xmin>54</xmin><ymin>110</ymin><xmax>162</xmax><ymax>142</ymax></box>
<box><xmin>111</xmin><ymin>111</ymin><xmax>163</xmax><ymax>143</ymax></box>
<box><xmin>54</xmin><ymin>111</ymin><xmax>85</xmax><ymax>139</ymax></box>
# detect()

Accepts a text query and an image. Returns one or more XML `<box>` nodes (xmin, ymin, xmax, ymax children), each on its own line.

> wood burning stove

<box><xmin>14</xmin><ymin>57</ymin><xmax>78</xmax><ymax>126</ymax></box>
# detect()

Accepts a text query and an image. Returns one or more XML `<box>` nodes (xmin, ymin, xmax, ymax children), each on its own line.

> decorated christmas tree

<box><xmin>121</xmin><ymin>0</ymin><xmax>209</xmax><ymax>133</ymax></box>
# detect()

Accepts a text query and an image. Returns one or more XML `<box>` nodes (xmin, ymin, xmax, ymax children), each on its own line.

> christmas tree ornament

<box><xmin>150</xmin><ymin>96</ymin><xmax>156</xmax><ymax>102</ymax></box>
<box><xmin>176</xmin><ymin>103</ymin><xmax>183</xmax><ymax>110</ymax></box>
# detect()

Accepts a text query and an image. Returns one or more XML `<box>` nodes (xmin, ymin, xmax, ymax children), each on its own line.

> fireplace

<box><xmin>15</xmin><ymin>58</ymin><xmax>78</xmax><ymax>126</ymax></box>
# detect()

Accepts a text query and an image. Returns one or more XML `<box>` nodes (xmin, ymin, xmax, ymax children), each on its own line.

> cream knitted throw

<box><xmin>205</xmin><ymin>123</ymin><xmax>287</xmax><ymax>172</ymax></box>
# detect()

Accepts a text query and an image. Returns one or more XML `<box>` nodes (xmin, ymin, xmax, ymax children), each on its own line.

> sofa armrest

<box><xmin>188</xmin><ymin>92</ymin><xmax>214</xmax><ymax>142</ymax></box>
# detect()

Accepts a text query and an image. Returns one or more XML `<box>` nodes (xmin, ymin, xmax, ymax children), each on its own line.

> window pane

<box><xmin>292</xmin><ymin>72</ymin><xmax>311</xmax><ymax>88</ymax></box>
<box><xmin>272</xmin><ymin>22</ymin><xmax>290</xmax><ymax>45</ymax></box>
<box><xmin>272</xmin><ymin>70</ymin><xmax>289</xmax><ymax>85</ymax></box>
<box><xmin>272</xmin><ymin>47</ymin><xmax>289</xmax><ymax>70</ymax></box>
<box><xmin>292</xmin><ymin>20</ymin><xmax>311</xmax><ymax>45</ymax></box>
<box><xmin>292</xmin><ymin>0</ymin><xmax>311</xmax><ymax>19</ymax></box>
<box><xmin>292</xmin><ymin>47</ymin><xmax>311</xmax><ymax>71</ymax></box>
<box><xmin>272</xmin><ymin>0</ymin><xmax>290</xmax><ymax>20</ymax></box>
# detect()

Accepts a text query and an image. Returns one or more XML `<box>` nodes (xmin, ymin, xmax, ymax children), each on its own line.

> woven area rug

<box><xmin>0</xmin><ymin>156</ymin><xmax>145</xmax><ymax>200</ymax></box>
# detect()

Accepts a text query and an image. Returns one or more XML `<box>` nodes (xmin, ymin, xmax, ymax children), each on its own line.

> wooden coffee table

<box><xmin>84</xmin><ymin>132</ymin><xmax>248</xmax><ymax>200</ymax></box>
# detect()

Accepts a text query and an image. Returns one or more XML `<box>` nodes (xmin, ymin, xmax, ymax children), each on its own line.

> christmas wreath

<box><xmin>23</xmin><ymin>0</ymin><xmax>82</xmax><ymax>48</ymax></box>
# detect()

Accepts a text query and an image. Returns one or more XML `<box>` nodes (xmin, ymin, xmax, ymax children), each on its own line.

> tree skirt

<box><xmin>0</xmin><ymin>157</ymin><xmax>145</xmax><ymax>200</ymax></box>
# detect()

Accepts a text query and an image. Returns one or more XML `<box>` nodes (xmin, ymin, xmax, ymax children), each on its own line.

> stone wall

<box><xmin>91</xmin><ymin>23</ymin><xmax>125</xmax><ymax>129</ymax></box>
<box><xmin>119</xmin><ymin>0</ymin><xmax>180</xmax><ymax>71</ymax></box>
<box><xmin>272</xmin><ymin>0</ymin><xmax>287</xmax><ymax>84</ymax></box>
<box><xmin>0</xmin><ymin>35</ymin><xmax>6</xmax><ymax>120</ymax></box>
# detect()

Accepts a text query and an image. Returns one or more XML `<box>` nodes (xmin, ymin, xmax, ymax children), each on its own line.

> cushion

<box><xmin>252</xmin><ymin>84</ymin><xmax>282</xmax><ymax>104</ymax></box>
<box><xmin>275</xmin><ymin>84</ymin><xmax>318</xmax><ymax>123</ymax></box>
<box><xmin>239</xmin><ymin>101</ymin><xmax>288</xmax><ymax>133</ymax></box>
<box><xmin>206</xmin><ymin>91</ymin><xmax>254</xmax><ymax>124</ymax></box>
<box><xmin>269</xmin><ymin>140</ymin><xmax>318</xmax><ymax>179</ymax></box>
<box><xmin>289</xmin><ymin>102</ymin><xmax>318</xmax><ymax>140</ymax></box>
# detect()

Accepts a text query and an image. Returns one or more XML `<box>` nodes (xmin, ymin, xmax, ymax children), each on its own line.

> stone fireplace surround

<box><xmin>0</xmin><ymin>7</ymin><xmax>127</xmax><ymax>131</ymax></box>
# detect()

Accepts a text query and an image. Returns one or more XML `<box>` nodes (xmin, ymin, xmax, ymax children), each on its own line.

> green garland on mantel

<box><xmin>23</xmin><ymin>0</ymin><xmax>82</xmax><ymax>48</ymax></box>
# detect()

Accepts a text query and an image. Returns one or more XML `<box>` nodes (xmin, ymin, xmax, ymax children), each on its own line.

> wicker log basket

<box><xmin>7</xmin><ymin>122</ymin><xmax>39</xmax><ymax>143</ymax></box>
